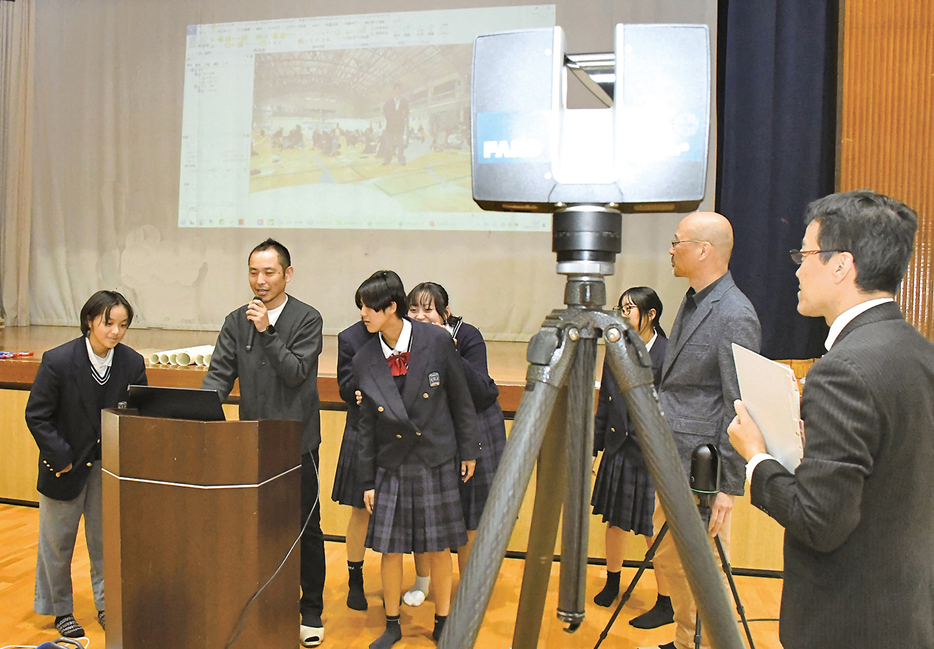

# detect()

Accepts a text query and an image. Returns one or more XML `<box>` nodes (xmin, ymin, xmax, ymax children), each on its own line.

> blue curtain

<box><xmin>716</xmin><ymin>0</ymin><xmax>839</xmax><ymax>360</ymax></box>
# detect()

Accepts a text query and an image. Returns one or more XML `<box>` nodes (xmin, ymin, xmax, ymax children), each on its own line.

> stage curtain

<box><xmin>716</xmin><ymin>0</ymin><xmax>838</xmax><ymax>360</ymax></box>
<box><xmin>0</xmin><ymin>0</ymin><xmax>34</xmax><ymax>326</ymax></box>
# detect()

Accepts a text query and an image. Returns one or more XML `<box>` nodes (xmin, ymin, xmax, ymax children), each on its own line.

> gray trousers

<box><xmin>34</xmin><ymin>461</ymin><xmax>104</xmax><ymax>616</ymax></box>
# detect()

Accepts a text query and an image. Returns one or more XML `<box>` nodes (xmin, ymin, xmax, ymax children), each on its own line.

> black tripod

<box><xmin>437</xmin><ymin>206</ymin><xmax>745</xmax><ymax>649</ymax></box>
<box><xmin>594</xmin><ymin>444</ymin><xmax>757</xmax><ymax>649</ymax></box>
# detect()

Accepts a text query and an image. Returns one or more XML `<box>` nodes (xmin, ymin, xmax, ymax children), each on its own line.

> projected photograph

<box><xmin>178</xmin><ymin>6</ymin><xmax>555</xmax><ymax>229</ymax></box>
<box><xmin>249</xmin><ymin>45</ymin><xmax>474</xmax><ymax>213</ymax></box>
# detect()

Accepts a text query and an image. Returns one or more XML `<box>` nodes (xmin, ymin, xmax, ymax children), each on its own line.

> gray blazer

<box><xmin>659</xmin><ymin>271</ymin><xmax>761</xmax><ymax>495</ymax></box>
<box><xmin>751</xmin><ymin>302</ymin><xmax>934</xmax><ymax>648</ymax></box>
<box><xmin>203</xmin><ymin>295</ymin><xmax>322</xmax><ymax>454</ymax></box>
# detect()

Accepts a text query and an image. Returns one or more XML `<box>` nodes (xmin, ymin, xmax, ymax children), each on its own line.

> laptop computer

<box><xmin>127</xmin><ymin>385</ymin><xmax>226</xmax><ymax>421</ymax></box>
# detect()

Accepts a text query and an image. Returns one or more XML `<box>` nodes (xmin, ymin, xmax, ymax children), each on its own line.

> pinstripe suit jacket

<box><xmin>659</xmin><ymin>271</ymin><xmax>761</xmax><ymax>495</ymax></box>
<box><xmin>751</xmin><ymin>302</ymin><xmax>934</xmax><ymax>648</ymax></box>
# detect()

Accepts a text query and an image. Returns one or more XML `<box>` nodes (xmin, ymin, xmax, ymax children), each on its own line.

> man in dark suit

<box><xmin>202</xmin><ymin>239</ymin><xmax>325</xmax><ymax>647</ymax></box>
<box><xmin>382</xmin><ymin>83</ymin><xmax>409</xmax><ymax>166</ymax></box>
<box><xmin>641</xmin><ymin>212</ymin><xmax>761</xmax><ymax>649</ymax></box>
<box><xmin>729</xmin><ymin>190</ymin><xmax>934</xmax><ymax>648</ymax></box>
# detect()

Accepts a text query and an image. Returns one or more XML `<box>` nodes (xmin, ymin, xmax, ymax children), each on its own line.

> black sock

<box><xmin>369</xmin><ymin>615</ymin><xmax>402</xmax><ymax>649</ymax></box>
<box><xmin>347</xmin><ymin>561</ymin><xmax>368</xmax><ymax>611</ymax></box>
<box><xmin>629</xmin><ymin>593</ymin><xmax>674</xmax><ymax>629</ymax></box>
<box><xmin>594</xmin><ymin>570</ymin><xmax>621</xmax><ymax>607</ymax></box>
<box><xmin>433</xmin><ymin>615</ymin><xmax>447</xmax><ymax>642</ymax></box>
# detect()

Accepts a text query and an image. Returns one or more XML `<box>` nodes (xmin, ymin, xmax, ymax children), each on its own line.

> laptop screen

<box><xmin>127</xmin><ymin>385</ymin><xmax>226</xmax><ymax>421</ymax></box>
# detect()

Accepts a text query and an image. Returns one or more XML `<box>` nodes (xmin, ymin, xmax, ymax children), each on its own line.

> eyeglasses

<box><xmin>789</xmin><ymin>249</ymin><xmax>848</xmax><ymax>265</ymax></box>
<box><xmin>614</xmin><ymin>304</ymin><xmax>636</xmax><ymax>316</ymax></box>
<box><xmin>671</xmin><ymin>239</ymin><xmax>707</xmax><ymax>248</ymax></box>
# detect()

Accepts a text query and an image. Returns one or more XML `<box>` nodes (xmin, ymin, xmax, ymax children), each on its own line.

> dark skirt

<box><xmin>331</xmin><ymin>422</ymin><xmax>365</xmax><ymax>509</ymax></box>
<box><xmin>365</xmin><ymin>458</ymin><xmax>467</xmax><ymax>554</ymax></box>
<box><xmin>591</xmin><ymin>448</ymin><xmax>655</xmax><ymax>536</ymax></box>
<box><xmin>459</xmin><ymin>402</ymin><xmax>507</xmax><ymax>530</ymax></box>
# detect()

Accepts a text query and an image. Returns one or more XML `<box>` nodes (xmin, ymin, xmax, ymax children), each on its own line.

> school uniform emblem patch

<box><xmin>428</xmin><ymin>372</ymin><xmax>440</xmax><ymax>388</ymax></box>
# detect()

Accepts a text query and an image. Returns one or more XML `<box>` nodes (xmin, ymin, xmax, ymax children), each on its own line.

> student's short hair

<box><xmin>618</xmin><ymin>286</ymin><xmax>666</xmax><ymax>337</ymax></box>
<box><xmin>355</xmin><ymin>270</ymin><xmax>407</xmax><ymax>314</ymax></box>
<box><xmin>249</xmin><ymin>238</ymin><xmax>291</xmax><ymax>271</ymax></box>
<box><xmin>805</xmin><ymin>190</ymin><xmax>917</xmax><ymax>295</ymax></box>
<box><xmin>407</xmin><ymin>282</ymin><xmax>456</xmax><ymax>325</ymax></box>
<box><xmin>80</xmin><ymin>290</ymin><xmax>135</xmax><ymax>336</ymax></box>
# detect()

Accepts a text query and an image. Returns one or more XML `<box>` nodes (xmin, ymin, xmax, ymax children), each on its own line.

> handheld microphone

<box><xmin>245</xmin><ymin>296</ymin><xmax>263</xmax><ymax>352</ymax></box>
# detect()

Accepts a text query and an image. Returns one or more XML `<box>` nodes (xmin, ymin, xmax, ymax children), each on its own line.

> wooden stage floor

<box><xmin>0</xmin><ymin>503</ymin><xmax>784</xmax><ymax>648</ymax></box>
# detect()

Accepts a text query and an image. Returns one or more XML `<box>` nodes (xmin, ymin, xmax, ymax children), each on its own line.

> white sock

<box><xmin>403</xmin><ymin>575</ymin><xmax>430</xmax><ymax>607</ymax></box>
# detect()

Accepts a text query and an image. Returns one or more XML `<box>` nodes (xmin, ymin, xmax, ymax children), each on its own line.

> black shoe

<box><xmin>630</xmin><ymin>594</ymin><xmax>674</xmax><ymax>629</ymax></box>
<box><xmin>54</xmin><ymin>614</ymin><xmax>85</xmax><ymax>638</ymax></box>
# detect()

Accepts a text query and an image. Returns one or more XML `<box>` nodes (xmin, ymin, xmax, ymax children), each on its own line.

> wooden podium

<box><xmin>101</xmin><ymin>409</ymin><xmax>302</xmax><ymax>648</ymax></box>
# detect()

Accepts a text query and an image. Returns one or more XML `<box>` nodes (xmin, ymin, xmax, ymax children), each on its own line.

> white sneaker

<box><xmin>300</xmin><ymin>624</ymin><xmax>324</xmax><ymax>647</ymax></box>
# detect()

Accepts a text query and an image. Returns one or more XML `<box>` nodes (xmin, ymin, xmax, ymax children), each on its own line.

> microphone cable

<box><xmin>224</xmin><ymin>451</ymin><xmax>320</xmax><ymax>649</ymax></box>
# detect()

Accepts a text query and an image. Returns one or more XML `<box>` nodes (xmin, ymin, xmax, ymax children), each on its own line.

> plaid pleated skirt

<box><xmin>591</xmin><ymin>448</ymin><xmax>656</xmax><ymax>536</ymax></box>
<box><xmin>459</xmin><ymin>402</ymin><xmax>507</xmax><ymax>530</ymax></box>
<box><xmin>331</xmin><ymin>423</ymin><xmax>365</xmax><ymax>508</ymax></box>
<box><xmin>365</xmin><ymin>457</ymin><xmax>468</xmax><ymax>554</ymax></box>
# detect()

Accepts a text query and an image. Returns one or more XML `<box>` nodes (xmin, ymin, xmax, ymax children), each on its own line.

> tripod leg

<box><xmin>511</xmin><ymin>384</ymin><xmax>568</xmax><ymax>649</ymax></box>
<box><xmin>600</xmin><ymin>318</ymin><xmax>744</xmax><ymax>649</ymax></box>
<box><xmin>593</xmin><ymin>521</ymin><xmax>669</xmax><ymax>649</ymax></box>
<box><xmin>440</xmin><ymin>323</ymin><xmax>579</xmax><ymax>649</ymax></box>
<box><xmin>714</xmin><ymin>535</ymin><xmax>757</xmax><ymax>649</ymax></box>
<box><xmin>558</xmin><ymin>335</ymin><xmax>597</xmax><ymax>630</ymax></box>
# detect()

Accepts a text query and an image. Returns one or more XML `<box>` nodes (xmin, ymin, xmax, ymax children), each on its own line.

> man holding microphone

<box><xmin>203</xmin><ymin>238</ymin><xmax>326</xmax><ymax>647</ymax></box>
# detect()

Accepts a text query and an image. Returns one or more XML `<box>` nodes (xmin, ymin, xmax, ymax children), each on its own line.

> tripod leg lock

<box><xmin>525</xmin><ymin>322</ymin><xmax>580</xmax><ymax>390</ymax></box>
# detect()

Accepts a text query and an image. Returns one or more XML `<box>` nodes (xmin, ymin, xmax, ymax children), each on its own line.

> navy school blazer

<box><xmin>354</xmin><ymin>319</ymin><xmax>480</xmax><ymax>491</ymax></box>
<box><xmin>593</xmin><ymin>333</ymin><xmax>668</xmax><ymax>466</ymax></box>
<box><xmin>336</xmin><ymin>319</ymin><xmax>374</xmax><ymax>431</ymax></box>
<box><xmin>25</xmin><ymin>337</ymin><xmax>147</xmax><ymax>501</ymax></box>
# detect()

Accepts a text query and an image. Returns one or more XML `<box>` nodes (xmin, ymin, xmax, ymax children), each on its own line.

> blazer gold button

<box><xmin>423</xmin><ymin>393</ymin><xmax>429</xmax><ymax>399</ymax></box>
<box><xmin>396</xmin><ymin>434</ymin><xmax>402</xmax><ymax>439</ymax></box>
<box><xmin>86</xmin><ymin>462</ymin><xmax>93</xmax><ymax>467</ymax></box>
<box><xmin>416</xmin><ymin>432</ymin><xmax>422</xmax><ymax>436</ymax></box>
<box><xmin>378</xmin><ymin>406</ymin><xmax>384</xmax><ymax>412</ymax></box>
<box><xmin>608</xmin><ymin>396</ymin><xmax>613</xmax><ymax>401</ymax></box>
<box><xmin>611</xmin><ymin>427</ymin><xmax>616</xmax><ymax>432</ymax></box>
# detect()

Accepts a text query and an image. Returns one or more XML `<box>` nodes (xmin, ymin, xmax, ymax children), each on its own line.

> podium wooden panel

<box><xmin>101</xmin><ymin>410</ymin><xmax>302</xmax><ymax>649</ymax></box>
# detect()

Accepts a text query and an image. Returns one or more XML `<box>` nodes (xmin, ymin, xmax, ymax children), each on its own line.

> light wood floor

<box><xmin>0</xmin><ymin>503</ymin><xmax>784</xmax><ymax>648</ymax></box>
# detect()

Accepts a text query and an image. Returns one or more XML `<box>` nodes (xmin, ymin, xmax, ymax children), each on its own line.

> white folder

<box><xmin>732</xmin><ymin>343</ymin><xmax>803</xmax><ymax>472</ymax></box>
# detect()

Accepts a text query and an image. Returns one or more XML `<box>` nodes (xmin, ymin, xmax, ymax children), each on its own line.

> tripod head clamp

<box><xmin>690</xmin><ymin>443</ymin><xmax>721</xmax><ymax>495</ymax></box>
